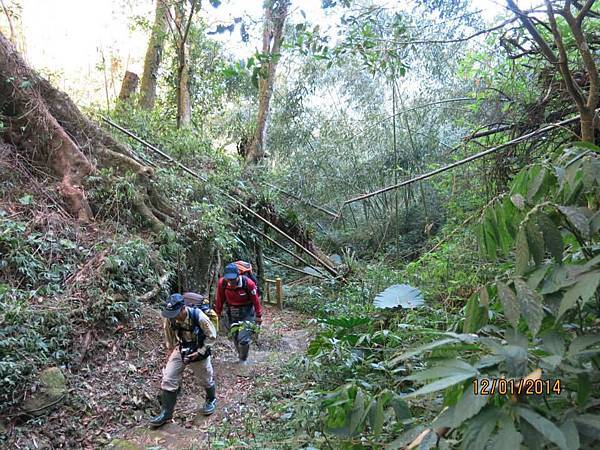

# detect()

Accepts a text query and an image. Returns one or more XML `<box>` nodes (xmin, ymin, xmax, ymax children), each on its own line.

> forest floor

<box><xmin>108</xmin><ymin>304</ymin><xmax>311</xmax><ymax>450</ymax></box>
<box><xmin>4</xmin><ymin>304</ymin><xmax>310</xmax><ymax>450</ymax></box>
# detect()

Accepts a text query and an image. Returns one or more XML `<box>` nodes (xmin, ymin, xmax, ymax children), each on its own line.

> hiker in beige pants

<box><xmin>150</xmin><ymin>294</ymin><xmax>217</xmax><ymax>428</ymax></box>
<box><xmin>161</xmin><ymin>343</ymin><xmax>214</xmax><ymax>391</ymax></box>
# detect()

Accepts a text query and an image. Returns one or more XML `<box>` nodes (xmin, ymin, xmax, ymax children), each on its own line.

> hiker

<box><xmin>150</xmin><ymin>293</ymin><xmax>217</xmax><ymax>428</ymax></box>
<box><xmin>214</xmin><ymin>262</ymin><xmax>263</xmax><ymax>364</ymax></box>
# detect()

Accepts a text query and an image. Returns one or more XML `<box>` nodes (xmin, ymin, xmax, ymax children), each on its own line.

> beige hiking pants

<box><xmin>161</xmin><ymin>348</ymin><xmax>214</xmax><ymax>392</ymax></box>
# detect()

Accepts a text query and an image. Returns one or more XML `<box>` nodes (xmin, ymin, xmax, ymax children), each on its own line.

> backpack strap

<box><xmin>240</xmin><ymin>275</ymin><xmax>247</xmax><ymax>292</ymax></box>
<box><xmin>188</xmin><ymin>307</ymin><xmax>200</xmax><ymax>331</ymax></box>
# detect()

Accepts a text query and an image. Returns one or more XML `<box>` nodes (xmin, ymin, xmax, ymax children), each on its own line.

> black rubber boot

<box><xmin>149</xmin><ymin>390</ymin><xmax>178</xmax><ymax>428</ymax></box>
<box><xmin>237</xmin><ymin>343</ymin><xmax>250</xmax><ymax>365</ymax></box>
<box><xmin>201</xmin><ymin>384</ymin><xmax>217</xmax><ymax>416</ymax></box>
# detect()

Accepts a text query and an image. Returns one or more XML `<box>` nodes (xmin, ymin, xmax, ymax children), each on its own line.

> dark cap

<box><xmin>162</xmin><ymin>293</ymin><xmax>185</xmax><ymax>318</ymax></box>
<box><xmin>223</xmin><ymin>263</ymin><xmax>239</xmax><ymax>280</ymax></box>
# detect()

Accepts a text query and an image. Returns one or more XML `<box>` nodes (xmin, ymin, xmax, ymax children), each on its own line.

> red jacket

<box><xmin>215</xmin><ymin>276</ymin><xmax>262</xmax><ymax>318</ymax></box>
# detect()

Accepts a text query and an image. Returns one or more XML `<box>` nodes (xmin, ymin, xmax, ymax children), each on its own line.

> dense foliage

<box><xmin>2</xmin><ymin>0</ymin><xmax>600</xmax><ymax>448</ymax></box>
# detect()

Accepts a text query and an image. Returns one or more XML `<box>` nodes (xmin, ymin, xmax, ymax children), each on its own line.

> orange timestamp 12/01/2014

<box><xmin>472</xmin><ymin>378</ymin><xmax>562</xmax><ymax>396</ymax></box>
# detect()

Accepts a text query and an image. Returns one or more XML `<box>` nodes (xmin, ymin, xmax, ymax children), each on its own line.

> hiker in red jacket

<box><xmin>215</xmin><ymin>263</ymin><xmax>262</xmax><ymax>364</ymax></box>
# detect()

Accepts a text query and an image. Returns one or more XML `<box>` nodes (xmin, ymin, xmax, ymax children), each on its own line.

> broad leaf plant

<box><xmin>402</xmin><ymin>144</ymin><xmax>600</xmax><ymax>449</ymax></box>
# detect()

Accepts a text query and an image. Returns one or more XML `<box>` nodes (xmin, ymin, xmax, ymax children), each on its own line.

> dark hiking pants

<box><xmin>226</xmin><ymin>304</ymin><xmax>255</xmax><ymax>346</ymax></box>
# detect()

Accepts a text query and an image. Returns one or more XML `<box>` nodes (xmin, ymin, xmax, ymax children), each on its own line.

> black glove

<box><xmin>196</xmin><ymin>346</ymin><xmax>212</xmax><ymax>360</ymax></box>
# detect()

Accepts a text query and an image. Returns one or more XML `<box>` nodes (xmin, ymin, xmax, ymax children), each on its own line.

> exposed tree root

<box><xmin>0</xmin><ymin>31</ymin><xmax>173</xmax><ymax>227</ymax></box>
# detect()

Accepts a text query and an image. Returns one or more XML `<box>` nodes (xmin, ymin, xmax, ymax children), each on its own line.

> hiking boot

<box><xmin>201</xmin><ymin>384</ymin><xmax>217</xmax><ymax>416</ymax></box>
<box><xmin>237</xmin><ymin>343</ymin><xmax>250</xmax><ymax>365</ymax></box>
<box><xmin>149</xmin><ymin>389</ymin><xmax>178</xmax><ymax>428</ymax></box>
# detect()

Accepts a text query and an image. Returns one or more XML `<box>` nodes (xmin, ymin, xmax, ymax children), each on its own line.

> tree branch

<box><xmin>507</xmin><ymin>0</ymin><xmax>559</xmax><ymax>63</ymax></box>
<box><xmin>546</xmin><ymin>0</ymin><xmax>586</xmax><ymax>109</ymax></box>
<box><xmin>561</xmin><ymin>0</ymin><xmax>600</xmax><ymax>110</ymax></box>
<box><xmin>575</xmin><ymin>0</ymin><xmax>597</xmax><ymax>24</ymax></box>
<box><xmin>181</xmin><ymin>0</ymin><xmax>199</xmax><ymax>47</ymax></box>
<box><xmin>376</xmin><ymin>17</ymin><xmax>517</xmax><ymax>46</ymax></box>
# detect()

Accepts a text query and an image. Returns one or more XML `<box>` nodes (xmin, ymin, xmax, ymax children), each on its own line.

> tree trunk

<box><xmin>580</xmin><ymin>108</ymin><xmax>595</xmax><ymax>142</ymax></box>
<box><xmin>118</xmin><ymin>71</ymin><xmax>139</xmax><ymax>101</ymax></box>
<box><xmin>176</xmin><ymin>42</ymin><xmax>192</xmax><ymax>128</ymax></box>
<box><xmin>139</xmin><ymin>0</ymin><xmax>168</xmax><ymax>110</ymax></box>
<box><xmin>174</xmin><ymin>3</ymin><xmax>192</xmax><ymax>128</ymax></box>
<box><xmin>245</xmin><ymin>0</ymin><xmax>290</xmax><ymax>164</ymax></box>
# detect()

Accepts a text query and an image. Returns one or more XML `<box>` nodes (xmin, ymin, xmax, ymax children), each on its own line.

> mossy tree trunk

<box><xmin>139</xmin><ymin>0</ymin><xmax>169</xmax><ymax>110</ymax></box>
<box><xmin>245</xmin><ymin>0</ymin><xmax>290</xmax><ymax>164</ymax></box>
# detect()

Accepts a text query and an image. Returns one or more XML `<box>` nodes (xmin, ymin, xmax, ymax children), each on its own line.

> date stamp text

<box><xmin>472</xmin><ymin>378</ymin><xmax>562</xmax><ymax>396</ymax></box>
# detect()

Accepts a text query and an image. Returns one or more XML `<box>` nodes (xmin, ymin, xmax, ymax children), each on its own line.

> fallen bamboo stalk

<box><xmin>101</xmin><ymin>117</ymin><xmax>338</xmax><ymax>277</ymax></box>
<box><xmin>341</xmin><ymin>111</ymin><xmax>593</xmax><ymax>207</ymax></box>
<box><xmin>264</xmin><ymin>254</ymin><xmax>327</xmax><ymax>279</ymax></box>
<box><xmin>243</xmin><ymin>221</ymin><xmax>331</xmax><ymax>278</ymax></box>
<box><xmin>265</xmin><ymin>182</ymin><xmax>338</xmax><ymax>218</ymax></box>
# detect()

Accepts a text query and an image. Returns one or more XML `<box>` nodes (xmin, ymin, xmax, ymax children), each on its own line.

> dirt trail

<box><xmin>110</xmin><ymin>305</ymin><xmax>310</xmax><ymax>450</ymax></box>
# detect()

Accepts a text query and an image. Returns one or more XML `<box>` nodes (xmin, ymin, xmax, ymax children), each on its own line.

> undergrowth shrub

<box><xmin>0</xmin><ymin>213</ymin><xmax>182</xmax><ymax>412</ymax></box>
<box><xmin>0</xmin><ymin>287</ymin><xmax>72</xmax><ymax>410</ymax></box>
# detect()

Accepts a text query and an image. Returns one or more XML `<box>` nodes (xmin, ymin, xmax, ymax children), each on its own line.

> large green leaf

<box><xmin>540</xmin><ymin>331</ymin><xmax>565</xmax><ymax>357</ymax></box>
<box><xmin>557</xmin><ymin>271</ymin><xmax>600</xmax><ymax>319</ymax></box>
<box><xmin>574</xmin><ymin>414</ymin><xmax>600</xmax><ymax>438</ymax></box>
<box><xmin>390</xmin><ymin>334</ymin><xmax>478</xmax><ymax>364</ymax></box>
<box><xmin>527</xmin><ymin>166</ymin><xmax>547</xmax><ymax>202</ymax></box>
<box><xmin>463</xmin><ymin>290</ymin><xmax>488</xmax><ymax>333</ymax></box>
<box><xmin>560</xmin><ymin>419</ymin><xmax>580</xmax><ymax>450</ymax></box>
<box><xmin>499</xmin><ymin>345</ymin><xmax>528</xmax><ymax>377</ymax></box>
<box><xmin>461</xmin><ymin>406</ymin><xmax>499</xmax><ymax>450</ymax></box>
<box><xmin>404</xmin><ymin>359</ymin><xmax>477</xmax><ymax>382</ymax></box>
<box><xmin>489</xmin><ymin>420</ymin><xmax>523</xmax><ymax>450</ymax></box>
<box><xmin>526</xmin><ymin>219</ymin><xmax>545</xmax><ymax>266</ymax></box>
<box><xmin>591</xmin><ymin>210</ymin><xmax>600</xmax><ymax>235</ymax></box>
<box><xmin>557</xmin><ymin>205</ymin><xmax>591</xmax><ymax>239</ymax></box>
<box><xmin>484</xmin><ymin>208</ymin><xmax>500</xmax><ymax>259</ymax></box>
<box><xmin>502</xmin><ymin>196</ymin><xmax>520</xmax><ymax>237</ymax></box>
<box><xmin>541</xmin><ymin>265</ymin><xmax>588</xmax><ymax>294</ymax></box>
<box><xmin>403</xmin><ymin>360</ymin><xmax>478</xmax><ymax>398</ymax></box>
<box><xmin>514</xmin><ymin>278</ymin><xmax>544</xmax><ymax>336</ymax></box>
<box><xmin>495</xmin><ymin>204</ymin><xmax>513</xmax><ymax>253</ymax></box>
<box><xmin>368</xmin><ymin>397</ymin><xmax>384</xmax><ymax>436</ymax></box>
<box><xmin>527</xmin><ymin>264</ymin><xmax>550</xmax><ymax>290</ymax></box>
<box><xmin>373</xmin><ymin>284</ymin><xmax>424</xmax><ymax>309</ymax></box>
<box><xmin>433</xmin><ymin>382</ymin><xmax>488</xmax><ymax>428</ymax></box>
<box><xmin>517</xmin><ymin>407</ymin><xmax>568</xmax><ymax>450</ymax></box>
<box><xmin>535</xmin><ymin>213</ymin><xmax>564</xmax><ymax>262</ymax></box>
<box><xmin>539</xmin><ymin>331</ymin><xmax>565</xmax><ymax>369</ymax></box>
<box><xmin>348</xmin><ymin>389</ymin><xmax>366</xmax><ymax>435</ymax></box>
<box><xmin>521</xmin><ymin>419</ymin><xmax>544</xmax><ymax>450</ymax></box>
<box><xmin>582</xmin><ymin>155</ymin><xmax>600</xmax><ymax>190</ymax></box>
<box><xmin>497</xmin><ymin>281</ymin><xmax>520</xmax><ymax>328</ymax></box>
<box><xmin>390</xmin><ymin>395</ymin><xmax>410</xmax><ymax>420</ymax></box>
<box><xmin>515</xmin><ymin>227</ymin><xmax>530</xmax><ymax>275</ymax></box>
<box><xmin>576</xmin><ymin>373</ymin><xmax>591</xmax><ymax>407</ymax></box>
<box><xmin>403</xmin><ymin>372</ymin><xmax>477</xmax><ymax>398</ymax></box>
<box><xmin>567</xmin><ymin>334</ymin><xmax>600</xmax><ymax>358</ymax></box>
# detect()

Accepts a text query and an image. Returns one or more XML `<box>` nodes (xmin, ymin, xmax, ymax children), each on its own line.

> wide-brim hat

<box><xmin>162</xmin><ymin>294</ymin><xmax>184</xmax><ymax>318</ymax></box>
